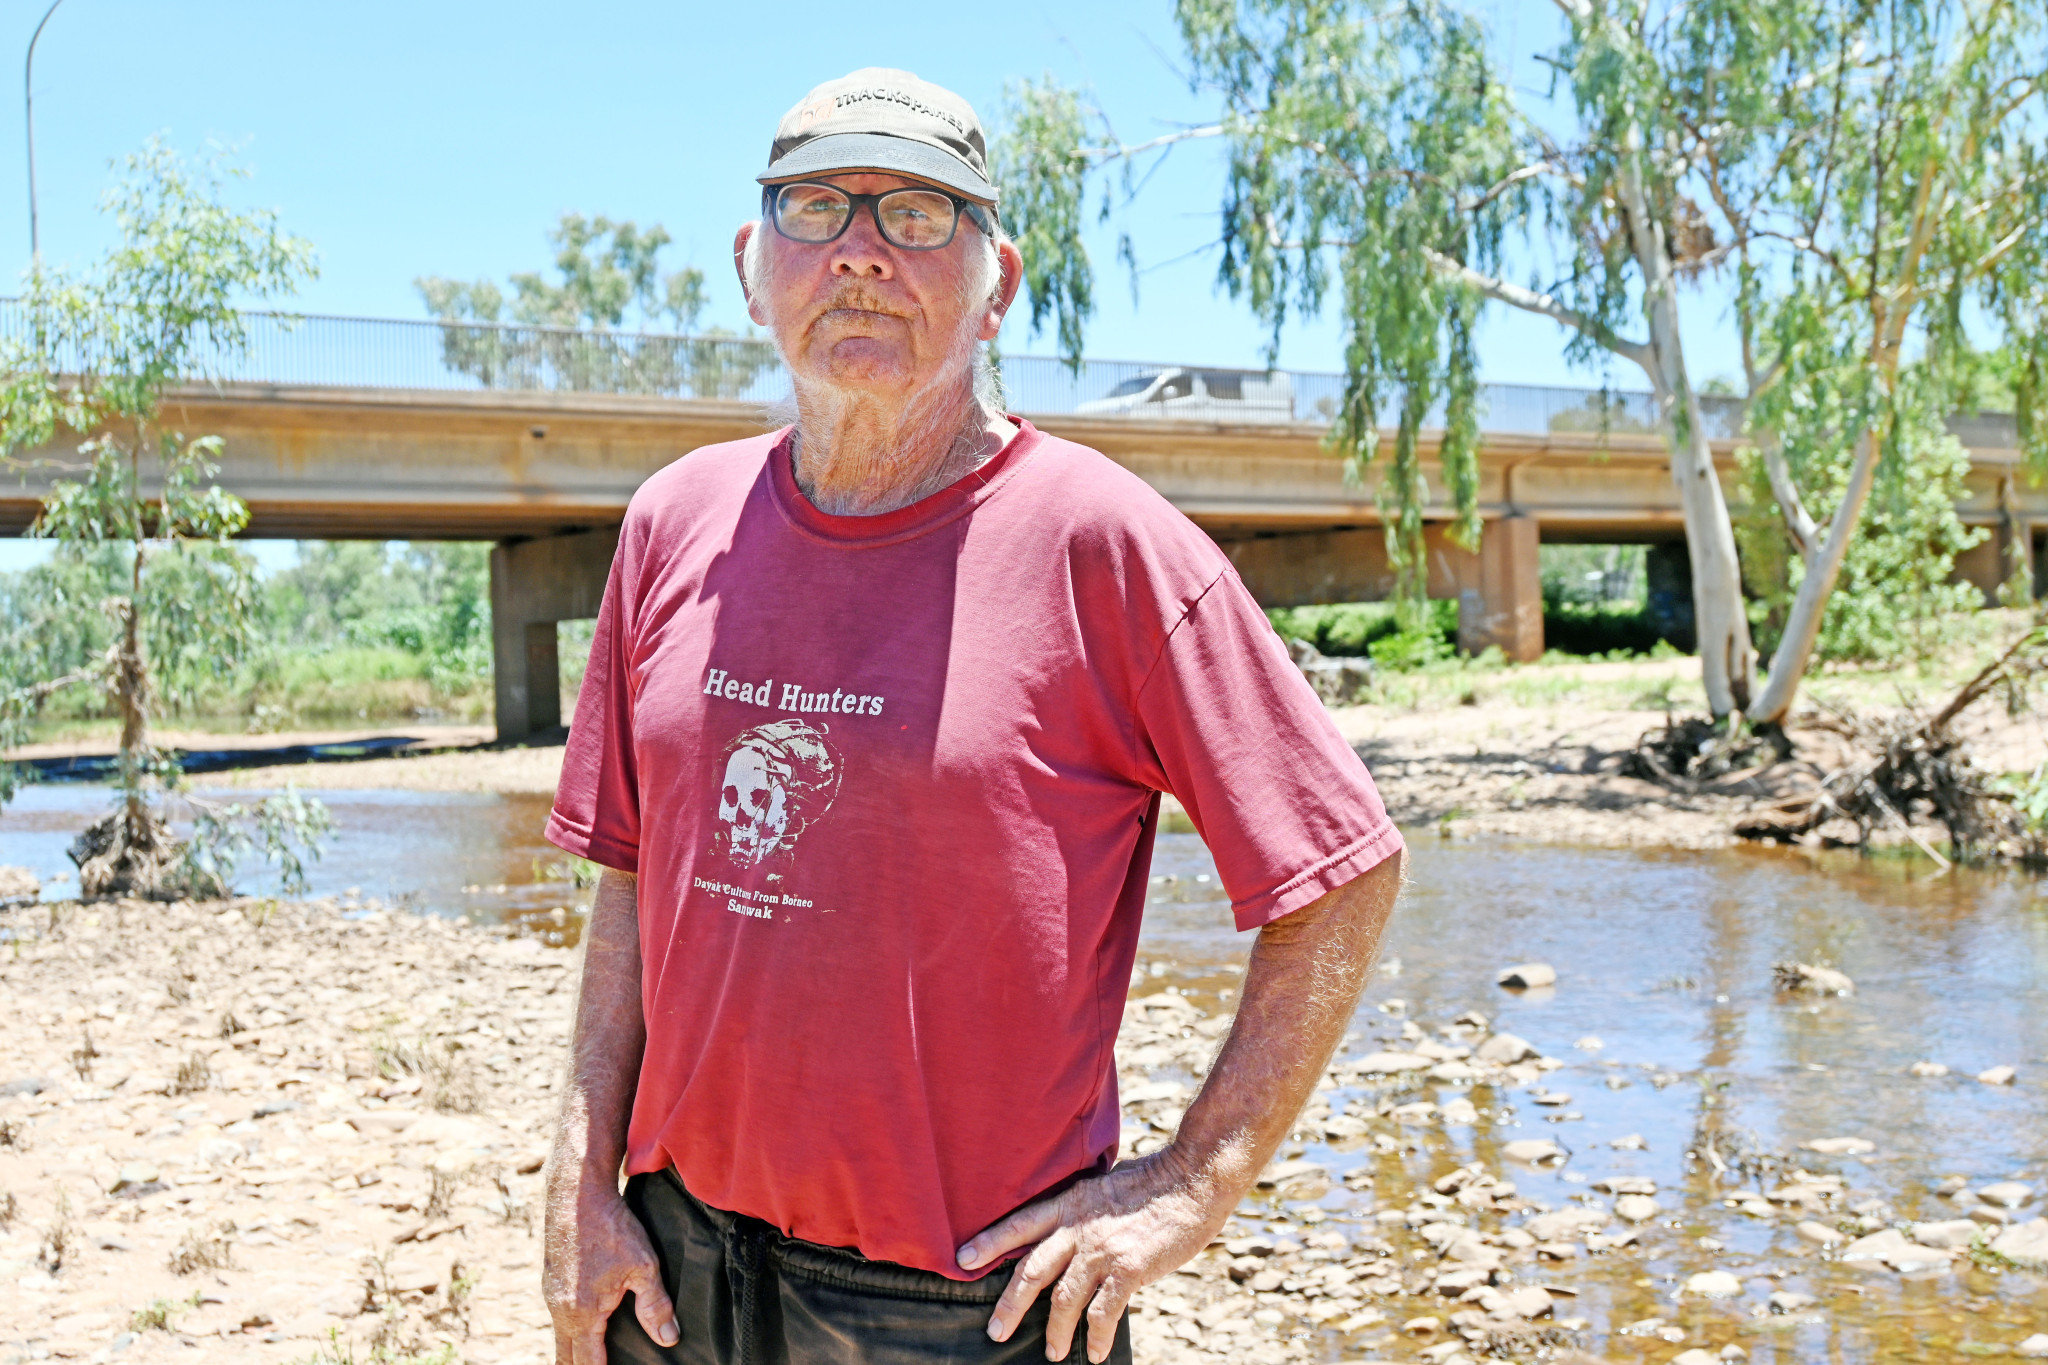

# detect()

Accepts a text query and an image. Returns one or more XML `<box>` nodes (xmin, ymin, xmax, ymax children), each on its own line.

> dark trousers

<box><xmin>605</xmin><ymin>1170</ymin><xmax>1133</xmax><ymax>1365</ymax></box>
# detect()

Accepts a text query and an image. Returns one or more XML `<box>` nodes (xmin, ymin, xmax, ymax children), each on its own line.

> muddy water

<box><xmin>1147</xmin><ymin>834</ymin><xmax>2048</xmax><ymax>1362</ymax></box>
<box><xmin>5</xmin><ymin>786</ymin><xmax>2046</xmax><ymax>1358</ymax></box>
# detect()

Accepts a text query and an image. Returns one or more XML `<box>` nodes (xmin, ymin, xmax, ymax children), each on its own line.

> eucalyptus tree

<box><xmin>0</xmin><ymin>141</ymin><xmax>329</xmax><ymax>897</ymax></box>
<box><xmin>994</xmin><ymin>0</ymin><xmax>2048</xmax><ymax>720</ymax></box>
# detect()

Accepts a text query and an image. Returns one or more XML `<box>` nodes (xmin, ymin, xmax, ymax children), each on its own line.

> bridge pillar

<box><xmin>490</xmin><ymin>528</ymin><xmax>620</xmax><ymax>743</ymax></box>
<box><xmin>1457</xmin><ymin>515</ymin><xmax>1542</xmax><ymax>662</ymax></box>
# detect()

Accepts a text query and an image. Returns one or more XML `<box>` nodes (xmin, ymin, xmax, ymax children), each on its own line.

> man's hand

<box><xmin>543</xmin><ymin>1172</ymin><xmax>678</xmax><ymax>1365</ymax></box>
<box><xmin>957</xmin><ymin>1149</ymin><xmax>1230</xmax><ymax>1364</ymax></box>
<box><xmin>959</xmin><ymin>850</ymin><xmax>1402</xmax><ymax>1364</ymax></box>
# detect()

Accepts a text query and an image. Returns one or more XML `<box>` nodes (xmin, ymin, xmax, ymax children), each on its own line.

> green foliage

<box><xmin>991</xmin><ymin>80</ymin><xmax>1097</xmax><ymax>370</ymax></box>
<box><xmin>0</xmin><ymin>141</ymin><xmax>316</xmax><ymax>833</ymax></box>
<box><xmin>417</xmin><ymin>212</ymin><xmax>775</xmax><ymax>398</ymax></box>
<box><xmin>130</xmin><ymin>1292</ymin><xmax>201</xmax><ymax>1332</ymax></box>
<box><xmin>179</xmin><ymin>787</ymin><xmax>334</xmax><ymax>898</ymax></box>
<box><xmin>1267</xmin><ymin>599</ymin><xmax>1457</xmax><ymax>666</ymax></box>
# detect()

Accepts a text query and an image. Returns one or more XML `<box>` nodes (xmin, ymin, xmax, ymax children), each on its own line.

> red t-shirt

<box><xmin>547</xmin><ymin>418</ymin><xmax>1401</xmax><ymax>1277</ymax></box>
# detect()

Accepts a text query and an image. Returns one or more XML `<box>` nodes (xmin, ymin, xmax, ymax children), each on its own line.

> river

<box><xmin>4</xmin><ymin>782</ymin><xmax>2045</xmax><ymax>1360</ymax></box>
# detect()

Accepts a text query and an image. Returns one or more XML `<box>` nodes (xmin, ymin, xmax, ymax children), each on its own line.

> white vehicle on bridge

<box><xmin>1074</xmin><ymin>367</ymin><xmax>1297</xmax><ymax>423</ymax></box>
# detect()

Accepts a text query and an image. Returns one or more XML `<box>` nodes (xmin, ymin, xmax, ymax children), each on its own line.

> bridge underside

<box><xmin>3</xmin><ymin>386</ymin><xmax>2034</xmax><ymax>739</ymax></box>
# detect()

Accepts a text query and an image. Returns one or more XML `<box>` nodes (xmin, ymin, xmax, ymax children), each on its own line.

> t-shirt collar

<box><xmin>767</xmin><ymin>415</ymin><xmax>1042</xmax><ymax>547</ymax></box>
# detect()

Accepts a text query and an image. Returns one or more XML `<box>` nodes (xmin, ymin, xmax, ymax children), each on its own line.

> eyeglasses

<box><xmin>764</xmin><ymin>181</ymin><xmax>994</xmax><ymax>252</ymax></box>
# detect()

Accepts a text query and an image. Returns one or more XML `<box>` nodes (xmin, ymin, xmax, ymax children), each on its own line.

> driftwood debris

<box><xmin>1735</xmin><ymin>624</ymin><xmax>2048</xmax><ymax>862</ymax></box>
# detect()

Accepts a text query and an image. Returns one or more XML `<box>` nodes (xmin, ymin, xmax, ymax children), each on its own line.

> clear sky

<box><xmin>0</xmin><ymin>0</ymin><xmax>1748</xmax><ymax>572</ymax></box>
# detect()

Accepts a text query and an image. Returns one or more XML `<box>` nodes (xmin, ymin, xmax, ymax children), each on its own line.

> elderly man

<box><xmin>542</xmin><ymin>68</ymin><xmax>1405</xmax><ymax>1365</ymax></box>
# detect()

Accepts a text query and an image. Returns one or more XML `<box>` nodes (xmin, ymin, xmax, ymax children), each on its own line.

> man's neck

<box><xmin>789</xmin><ymin>373</ymin><xmax>1010</xmax><ymax>517</ymax></box>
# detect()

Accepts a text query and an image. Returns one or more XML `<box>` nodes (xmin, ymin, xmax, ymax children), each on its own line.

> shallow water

<box><xmin>5</xmin><ymin>786</ymin><xmax>2046</xmax><ymax>1358</ymax></box>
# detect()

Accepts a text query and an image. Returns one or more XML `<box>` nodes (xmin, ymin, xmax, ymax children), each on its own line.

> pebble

<box><xmin>1977</xmin><ymin>1065</ymin><xmax>2017</xmax><ymax>1085</ymax></box>
<box><xmin>2017</xmin><ymin>1333</ymin><xmax>2048</xmax><ymax>1358</ymax></box>
<box><xmin>1496</xmin><ymin>962</ymin><xmax>1556</xmax><ymax>989</ymax></box>
<box><xmin>1978</xmin><ymin>1181</ymin><xmax>2033</xmax><ymax>1208</ymax></box>
<box><xmin>1776</xmin><ymin>961</ymin><xmax>1855</xmax><ymax>995</ymax></box>
<box><xmin>1909</xmin><ymin>1219</ymin><xmax>1982</xmax><ymax>1249</ymax></box>
<box><xmin>1908</xmin><ymin>1061</ymin><xmax>1950</xmax><ymax>1077</ymax></box>
<box><xmin>1683</xmin><ymin>1270</ymin><xmax>1742</xmax><ymax>1297</ymax></box>
<box><xmin>1501</xmin><ymin>1137</ymin><xmax>1565</xmax><ymax>1164</ymax></box>
<box><xmin>1769</xmin><ymin>1290</ymin><xmax>1818</xmax><ymax>1313</ymax></box>
<box><xmin>1672</xmin><ymin>1351</ymin><xmax>1720</xmax><ymax>1365</ymax></box>
<box><xmin>1614</xmin><ymin>1194</ymin><xmax>1662</xmax><ymax>1223</ymax></box>
<box><xmin>1990</xmin><ymin>1218</ymin><xmax>2048</xmax><ymax>1269</ymax></box>
<box><xmin>1802</xmin><ymin>1136</ymin><xmax>1876</xmax><ymax>1155</ymax></box>
<box><xmin>1474</xmin><ymin>1032</ymin><xmax>1539</xmax><ymax>1065</ymax></box>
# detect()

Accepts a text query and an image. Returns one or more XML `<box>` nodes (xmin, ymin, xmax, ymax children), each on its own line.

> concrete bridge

<box><xmin>0</xmin><ymin>314</ymin><xmax>2033</xmax><ymax>739</ymax></box>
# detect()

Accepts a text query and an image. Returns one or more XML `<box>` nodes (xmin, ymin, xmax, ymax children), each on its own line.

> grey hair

<box><xmin>746</xmin><ymin>214</ymin><xmax>1009</xmax><ymax>422</ymax></box>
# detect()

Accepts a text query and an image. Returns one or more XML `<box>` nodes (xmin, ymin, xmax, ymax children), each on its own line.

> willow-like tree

<box><xmin>0</xmin><ymin>141</ymin><xmax>329</xmax><ymax>897</ymax></box>
<box><xmin>995</xmin><ymin>0</ymin><xmax>2048</xmax><ymax>719</ymax></box>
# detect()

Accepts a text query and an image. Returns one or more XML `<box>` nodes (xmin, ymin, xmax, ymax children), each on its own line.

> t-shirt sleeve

<box><xmin>1133</xmin><ymin>569</ymin><xmax>1403</xmax><ymax>931</ymax></box>
<box><xmin>545</xmin><ymin>537</ymin><xmax>642</xmax><ymax>874</ymax></box>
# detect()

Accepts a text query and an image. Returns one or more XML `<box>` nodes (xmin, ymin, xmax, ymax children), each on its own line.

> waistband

<box><xmin>661</xmin><ymin>1167</ymin><xmax>1011</xmax><ymax>1305</ymax></box>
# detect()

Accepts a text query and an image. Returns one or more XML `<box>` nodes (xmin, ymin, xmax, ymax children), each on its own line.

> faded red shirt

<box><xmin>547</xmin><ymin>418</ymin><xmax>1401</xmax><ymax>1277</ymax></box>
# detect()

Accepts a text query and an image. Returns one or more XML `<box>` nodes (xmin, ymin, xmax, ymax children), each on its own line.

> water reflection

<box><xmin>5</xmin><ymin>786</ymin><xmax>2045</xmax><ymax>1358</ymax></box>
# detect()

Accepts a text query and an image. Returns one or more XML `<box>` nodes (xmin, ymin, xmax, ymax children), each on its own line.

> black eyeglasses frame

<box><xmin>761</xmin><ymin>182</ymin><xmax>996</xmax><ymax>252</ymax></box>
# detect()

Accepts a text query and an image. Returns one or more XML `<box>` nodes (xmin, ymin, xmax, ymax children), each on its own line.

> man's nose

<box><xmin>829</xmin><ymin>205</ymin><xmax>895</xmax><ymax>279</ymax></box>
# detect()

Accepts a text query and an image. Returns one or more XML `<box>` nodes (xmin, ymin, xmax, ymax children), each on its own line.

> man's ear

<box><xmin>979</xmin><ymin>236</ymin><xmax>1025</xmax><ymax>343</ymax></box>
<box><xmin>734</xmin><ymin>221</ymin><xmax>769</xmax><ymax>326</ymax></box>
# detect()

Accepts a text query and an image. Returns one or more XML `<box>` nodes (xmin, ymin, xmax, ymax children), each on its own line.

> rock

<box><xmin>195</xmin><ymin>1137</ymin><xmax>244</xmax><ymax>1165</ymax></box>
<box><xmin>0</xmin><ymin>1075</ymin><xmax>49</xmax><ymax>1097</ymax></box>
<box><xmin>1910</xmin><ymin>1219</ymin><xmax>1982</xmax><ymax>1249</ymax></box>
<box><xmin>1990</xmin><ymin>1218</ymin><xmax>2048</xmax><ymax>1269</ymax></box>
<box><xmin>1593</xmin><ymin>1177</ymin><xmax>1657</xmax><ymax>1195</ymax></box>
<box><xmin>1977</xmin><ymin>1065</ymin><xmax>2017</xmax><ymax>1085</ymax></box>
<box><xmin>1795</xmin><ymin>1220</ymin><xmax>1845</xmax><ymax>1245</ymax></box>
<box><xmin>1350</xmin><ymin>1051</ymin><xmax>1434</xmax><ymax>1075</ymax></box>
<box><xmin>1908</xmin><ymin>1061</ymin><xmax>1949</xmax><ymax>1077</ymax></box>
<box><xmin>1801</xmin><ymin>1136</ymin><xmax>1875</xmax><ymax>1155</ymax></box>
<box><xmin>1609</xmin><ymin>1133</ymin><xmax>1648</xmax><ymax>1150</ymax></box>
<box><xmin>253</xmin><ymin>1098</ymin><xmax>302</xmax><ymax>1118</ymax></box>
<box><xmin>1978</xmin><ymin>1181</ymin><xmax>2033</xmax><ymax>1208</ymax></box>
<box><xmin>1769</xmin><ymin>1290</ymin><xmax>1817</xmax><ymax>1313</ymax></box>
<box><xmin>348</xmin><ymin>1110</ymin><xmax>419</xmax><ymax>1135</ymax></box>
<box><xmin>1672</xmin><ymin>1351</ymin><xmax>1719</xmax><ymax>1365</ymax></box>
<box><xmin>1774</xmin><ymin>961</ymin><xmax>1854</xmax><ymax>996</ymax></box>
<box><xmin>1475</xmin><ymin>1033</ymin><xmax>1539</xmax><ymax>1065</ymax></box>
<box><xmin>1439</xmin><ymin>1097</ymin><xmax>1479</xmax><ymax>1125</ymax></box>
<box><xmin>1527</xmin><ymin>1207</ymin><xmax>1609</xmax><ymax>1242</ymax></box>
<box><xmin>1502</xmin><ymin>1137</ymin><xmax>1565</xmax><ymax>1165</ymax></box>
<box><xmin>2016</xmin><ymin>1333</ymin><xmax>2048</xmax><ymax>1358</ymax></box>
<box><xmin>1497</xmin><ymin>963</ymin><xmax>1557</xmax><ymax>989</ymax></box>
<box><xmin>1428</xmin><ymin>1061</ymin><xmax>1479</xmax><ymax>1083</ymax></box>
<box><xmin>0</xmin><ymin>865</ymin><xmax>38</xmax><ymax>902</ymax></box>
<box><xmin>1839</xmin><ymin>1227</ymin><xmax>1955</xmax><ymax>1271</ymax></box>
<box><xmin>109</xmin><ymin>1162</ymin><xmax>159</xmax><ymax>1193</ymax></box>
<box><xmin>1614</xmin><ymin>1194</ymin><xmax>1662</xmax><ymax>1223</ymax></box>
<box><xmin>1402</xmin><ymin>1316</ymin><xmax>1442</xmax><ymax>1335</ymax></box>
<box><xmin>1391</xmin><ymin>1100</ymin><xmax>1439</xmax><ymax>1123</ymax></box>
<box><xmin>1683</xmin><ymin>1270</ymin><xmax>1742</xmax><ymax>1297</ymax></box>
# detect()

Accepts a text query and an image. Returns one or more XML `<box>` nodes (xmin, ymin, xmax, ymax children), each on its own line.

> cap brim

<box><xmin>758</xmin><ymin>132</ymin><xmax>997</xmax><ymax>206</ymax></box>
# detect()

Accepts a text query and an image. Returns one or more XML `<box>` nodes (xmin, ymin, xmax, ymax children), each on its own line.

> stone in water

<box><xmin>1684</xmin><ymin>1270</ymin><xmax>1742</xmax><ymax>1298</ymax></box>
<box><xmin>1497</xmin><ymin>962</ymin><xmax>1556</xmax><ymax>989</ymax></box>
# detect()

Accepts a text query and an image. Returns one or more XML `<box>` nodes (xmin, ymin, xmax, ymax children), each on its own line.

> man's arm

<box><xmin>542</xmin><ymin>868</ymin><xmax>680</xmax><ymax>1365</ymax></box>
<box><xmin>957</xmin><ymin>847</ymin><xmax>1404</xmax><ymax>1364</ymax></box>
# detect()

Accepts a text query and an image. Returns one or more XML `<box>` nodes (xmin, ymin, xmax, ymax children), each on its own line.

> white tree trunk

<box><xmin>1615</xmin><ymin>143</ymin><xmax>1757</xmax><ymax>716</ymax></box>
<box><xmin>1749</xmin><ymin>430</ymin><xmax>1883</xmax><ymax>724</ymax></box>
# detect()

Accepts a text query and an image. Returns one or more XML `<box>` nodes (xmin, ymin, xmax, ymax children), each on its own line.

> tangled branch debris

<box><xmin>1735</xmin><ymin>623</ymin><xmax>2048</xmax><ymax>862</ymax></box>
<box><xmin>1626</xmin><ymin>715</ymin><xmax>1788</xmax><ymax>788</ymax></box>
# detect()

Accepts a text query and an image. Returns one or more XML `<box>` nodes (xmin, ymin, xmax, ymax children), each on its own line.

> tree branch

<box><xmin>1421</xmin><ymin>248</ymin><xmax>1654</xmax><ymax>373</ymax></box>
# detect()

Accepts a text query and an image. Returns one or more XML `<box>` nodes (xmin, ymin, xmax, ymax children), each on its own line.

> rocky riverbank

<box><xmin>4</xmin><ymin>889</ymin><xmax>2046</xmax><ymax>1365</ymax></box>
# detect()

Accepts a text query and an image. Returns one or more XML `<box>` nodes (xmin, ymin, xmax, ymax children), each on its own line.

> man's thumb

<box><xmin>628</xmin><ymin>1261</ymin><xmax>680</xmax><ymax>1349</ymax></box>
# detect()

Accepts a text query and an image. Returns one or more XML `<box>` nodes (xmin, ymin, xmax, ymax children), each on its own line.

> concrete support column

<box><xmin>490</xmin><ymin>527</ymin><xmax>620</xmax><ymax>743</ymax></box>
<box><xmin>1457</xmin><ymin>515</ymin><xmax>1543</xmax><ymax>661</ymax></box>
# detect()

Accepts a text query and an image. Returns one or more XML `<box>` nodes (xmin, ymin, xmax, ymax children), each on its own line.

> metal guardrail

<box><xmin>0</xmin><ymin>303</ymin><xmax>2019</xmax><ymax>446</ymax></box>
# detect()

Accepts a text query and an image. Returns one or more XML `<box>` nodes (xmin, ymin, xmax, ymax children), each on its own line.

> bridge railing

<box><xmin>0</xmin><ymin>303</ymin><xmax>2018</xmax><ymax>447</ymax></box>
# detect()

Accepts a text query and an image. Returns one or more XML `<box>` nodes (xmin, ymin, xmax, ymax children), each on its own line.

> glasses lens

<box><xmin>876</xmin><ymin>190</ymin><xmax>959</xmax><ymax>249</ymax></box>
<box><xmin>775</xmin><ymin>185</ymin><xmax>853</xmax><ymax>242</ymax></box>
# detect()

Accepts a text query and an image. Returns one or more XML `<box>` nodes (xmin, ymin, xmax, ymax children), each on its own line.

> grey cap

<box><xmin>758</xmin><ymin>68</ymin><xmax>997</xmax><ymax>207</ymax></box>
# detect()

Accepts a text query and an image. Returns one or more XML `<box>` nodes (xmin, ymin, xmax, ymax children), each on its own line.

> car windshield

<box><xmin>1103</xmin><ymin>375</ymin><xmax>1161</xmax><ymax>398</ymax></box>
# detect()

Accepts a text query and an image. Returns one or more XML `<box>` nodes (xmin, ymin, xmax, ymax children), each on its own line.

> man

<box><xmin>542</xmin><ymin>68</ymin><xmax>1405</xmax><ymax>1365</ymax></box>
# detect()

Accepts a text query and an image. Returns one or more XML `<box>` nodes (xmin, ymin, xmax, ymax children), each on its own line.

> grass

<box><xmin>130</xmin><ymin>1292</ymin><xmax>201</xmax><ymax>1332</ymax></box>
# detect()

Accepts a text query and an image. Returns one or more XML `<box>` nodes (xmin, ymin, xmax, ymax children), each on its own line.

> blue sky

<box><xmin>0</xmin><ymin>0</ymin><xmax>1748</xmax><ymax>572</ymax></box>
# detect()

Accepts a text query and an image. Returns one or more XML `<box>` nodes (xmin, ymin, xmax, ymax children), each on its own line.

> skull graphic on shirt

<box><xmin>712</xmin><ymin>719</ymin><xmax>844</xmax><ymax>869</ymax></box>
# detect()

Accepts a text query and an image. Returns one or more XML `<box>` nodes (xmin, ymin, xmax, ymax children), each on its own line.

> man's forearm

<box><xmin>552</xmin><ymin>868</ymin><xmax>648</xmax><ymax>1181</ymax></box>
<box><xmin>1164</xmin><ymin>848</ymin><xmax>1403</xmax><ymax>1202</ymax></box>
